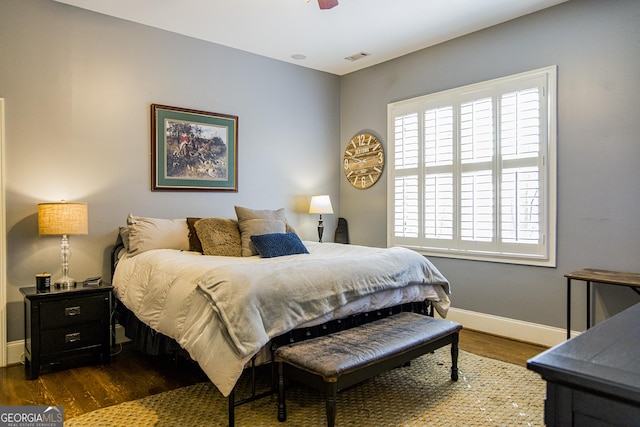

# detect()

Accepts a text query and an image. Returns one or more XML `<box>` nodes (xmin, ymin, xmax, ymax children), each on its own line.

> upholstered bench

<box><xmin>274</xmin><ymin>311</ymin><xmax>462</xmax><ymax>427</ymax></box>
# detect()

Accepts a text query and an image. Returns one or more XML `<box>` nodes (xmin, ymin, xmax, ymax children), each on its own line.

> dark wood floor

<box><xmin>0</xmin><ymin>329</ymin><xmax>547</xmax><ymax>420</ymax></box>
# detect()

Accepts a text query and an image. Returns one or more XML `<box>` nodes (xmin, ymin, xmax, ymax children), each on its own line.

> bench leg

<box><xmin>278</xmin><ymin>362</ymin><xmax>286</xmax><ymax>422</ymax></box>
<box><xmin>451</xmin><ymin>332</ymin><xmax>459</xmax><ymax>381</ymax></box>
<box><xmin>325</xmin><ymin>383</ymin><xmax>337</xmax><ymax>427</ymax></box>
<box><xmin>228</xmin><ymin>388</ymin><xmax>235</xmax><ymax>427</ymax></box>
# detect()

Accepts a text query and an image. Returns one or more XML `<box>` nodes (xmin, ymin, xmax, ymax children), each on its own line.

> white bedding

<box><xmin>113</xmin><ymin>241</ymin><xmax>451</xmax><ymax>396</ymax></box>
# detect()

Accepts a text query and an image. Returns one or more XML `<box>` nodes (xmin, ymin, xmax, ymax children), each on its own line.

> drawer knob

<box><xmin>65</xmin><ymin>332</ymin><xmax>81</xmax><ymax>343</ymax></box>
<box><xmin>65</xmin><ymin>306</ymin><xmax>81</xmax><ymax>316</ymax></box>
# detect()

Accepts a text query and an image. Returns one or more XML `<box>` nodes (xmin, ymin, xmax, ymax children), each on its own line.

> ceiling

<box><xmin>53</xmin><ymin>0</ymin><xmax>568</xmax><ymax>76</ymax></box>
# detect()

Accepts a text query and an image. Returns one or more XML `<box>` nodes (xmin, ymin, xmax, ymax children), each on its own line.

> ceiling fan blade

<box><xmin>318</xmin><ymin>0</ymin><xmax>338</xmax><ymax>10</ymax></box>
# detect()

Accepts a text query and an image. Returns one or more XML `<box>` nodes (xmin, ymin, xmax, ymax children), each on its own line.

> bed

<box><xmin>111</xmin><ymin>207</ymin><xmax>452</xmax><ymax>398</ymax></box>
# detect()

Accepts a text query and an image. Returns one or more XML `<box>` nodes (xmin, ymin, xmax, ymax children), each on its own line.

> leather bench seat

<box><xmin>275</xmin><ymin>311</ymin><xmax>462</xmax><ymax>427</ymax></box>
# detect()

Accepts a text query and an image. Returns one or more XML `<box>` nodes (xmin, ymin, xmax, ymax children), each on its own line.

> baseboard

<box><xmin>5</xmin><ymin>324</ymin><xmax>130</xmax><ymax>366</ymax></box>
<box><xmin>6</xmin><ymin>340</ymin><xmax>23</xmax><ymax>366</ymax></box>
<box><xmin>437</xmin><ymin>307</ymin><xmax>579</xmax><ymax>348</ymax></box>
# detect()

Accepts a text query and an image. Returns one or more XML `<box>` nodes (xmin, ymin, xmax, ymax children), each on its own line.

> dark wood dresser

<box><xmin>21</xmin><ymin>285</ymin><xmax>113</xmax><ymax>379</ymax></box>
<box><xmin>527</xmin><ymin>303</ymin><xmax>640</xmax><ymax>426</ymax></box>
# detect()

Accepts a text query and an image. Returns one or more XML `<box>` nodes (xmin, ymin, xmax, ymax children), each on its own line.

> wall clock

<box><xmin>343</xmin><ymin>132</ymin><xmax>385</xmax><ymax>189</ymax></box>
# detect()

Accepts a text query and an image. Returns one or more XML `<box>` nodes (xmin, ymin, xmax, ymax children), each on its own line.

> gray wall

<box><xmin>340</xmin><ymin>0</ymin><xmax>640</xmax><ymax>330</ymax></box>
<box><xmin>0</xmin><ymin>0</ymin><xmax>340</xmax><ymax>341</ymax></box>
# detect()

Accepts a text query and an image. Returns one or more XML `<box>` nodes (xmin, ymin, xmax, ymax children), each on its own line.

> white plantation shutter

<box><xmin>501</xmin><ymin>167</ymin><xmax>539</xmax><ymax>244</ymax></box>
<box><xmin>424</xmin><ymin>107</ymin><xmax>454</xmax><ymax>166</ymax></box>
<box><xmin>500</xmin><ymin>87</ymin><xmax>541</xmax><ymax>246</ymax></box>
<box><xmin>387</xmin><ymin>67</ymin><xmax>556</xmax><ymax>266</ymax></box>
<box><xmin>394</xmin><ymin>176</ymin><xmax>419</xmax><ymax>238</ymax></box>
<box><xmin>460</xmin><ymin>170</ymin><xmax>494</xmax><ymax>242</ymax></box>
<box><xmin>424</xmin><ymin>106</ymin><xmax>454</xmax><ymax>240</ymax></box>
<box><xmin>459</xmin><ymin>96</ymin><xmax>494</xmax><ymax>246</ymax></box>
<box><xmin>501</xmin><ymin>88</ymin><xmax>540</xmax><ymax>160</ymax></box>
<box><xmin>460</xmin><ymin>98</ymin><xmax>494</xmax><ymax>163</ymax></box>
<box><xmin>394</xmin><ymin>113</ymin><xmax>419</xmax><ymax>169</ymax></box>
<box><xmin>424</xmin><ymin>173</ymin><xmax>453</xmax><ymax>239</ymax></box>
<box><xmin>393</xmin><ymin>112</ymin><xmax>420</xmax><ymax>238</ymax></box>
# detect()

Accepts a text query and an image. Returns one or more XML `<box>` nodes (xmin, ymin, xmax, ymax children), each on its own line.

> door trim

<box><xmin>0</xmin><ymin>98</ymin><xmax>7</xmax><ymax>367</ymax></box>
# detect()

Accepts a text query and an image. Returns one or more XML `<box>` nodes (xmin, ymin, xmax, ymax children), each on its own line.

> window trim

<box><xmin>387</xmin><ymin>66</ymin><xmax>557</xmax><ymax>267</ymax></box>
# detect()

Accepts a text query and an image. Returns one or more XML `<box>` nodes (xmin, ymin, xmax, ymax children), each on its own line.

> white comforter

<box><xmin>113</xmin><ymin>242</ymin><xmax>451</xmax><ymax>396</ymax></box>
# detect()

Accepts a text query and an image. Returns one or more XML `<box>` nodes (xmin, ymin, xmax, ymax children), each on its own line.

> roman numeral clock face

<box><xmin>343</xmin><ymin>132</ymin><xmax>385</xmax><ymax>189</ymax></box>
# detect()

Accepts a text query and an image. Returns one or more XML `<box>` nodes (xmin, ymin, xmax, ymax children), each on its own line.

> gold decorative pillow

<box><xmin>194</xmin><ymin>218</ymin><xmax>242</xmax><ymax>257</ymax></box>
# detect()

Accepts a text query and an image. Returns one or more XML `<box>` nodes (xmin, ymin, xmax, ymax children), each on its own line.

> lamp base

<box><xmin>55</xmin><ymin>277</ymin><xmax>77</xmax><ymax>289</ymax></box>
<box><xmin>317</xmin><ymin>218</ymin><xmax>324</xmax><ymax>243</ymax></box>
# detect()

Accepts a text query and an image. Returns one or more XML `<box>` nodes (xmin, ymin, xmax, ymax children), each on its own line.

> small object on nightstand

<box><xmin>35</xmin><ymin>273</ymin><xmax>51</xmax><ymax>291</ymax></box>
<box><xmin>83</xmin><ymin>276</ymin><xmax>102</xmax><ymax>287</ymax></box>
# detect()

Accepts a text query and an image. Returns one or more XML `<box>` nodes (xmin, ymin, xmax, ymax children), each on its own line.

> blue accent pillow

<box><xmin>250</xmin><ymin>233</ymin><xmax>309</xmax><ymax>258</ymax></box>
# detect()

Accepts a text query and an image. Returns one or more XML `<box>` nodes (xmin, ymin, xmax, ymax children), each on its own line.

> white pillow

<box><xmin>126</xmin><ymin>214</ymin><xmax>190</xmax><ymax>255</ymax></box>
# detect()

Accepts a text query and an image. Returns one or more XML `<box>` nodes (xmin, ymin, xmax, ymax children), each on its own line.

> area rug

<box><xmin>65</xmin><ymin>349</ymin><xmax>545</xmax><ymax>426</ymax></box>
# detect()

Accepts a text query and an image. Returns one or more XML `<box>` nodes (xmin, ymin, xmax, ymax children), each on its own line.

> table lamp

<box><xmin>38</xmin><ymin>201</ymin><xmax>88</xmax><ymax>289</ymax></box>
<box><xmin>309</xmin><ymin>195</ymin><xmax>333</xmax><ymax>243</ymax></box>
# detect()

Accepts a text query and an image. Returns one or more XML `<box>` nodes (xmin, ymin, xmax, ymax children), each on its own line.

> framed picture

<box><xmin>151</xmin><ymin>104</ymin><xmax>238</xmax><ymax>191</ymax></box>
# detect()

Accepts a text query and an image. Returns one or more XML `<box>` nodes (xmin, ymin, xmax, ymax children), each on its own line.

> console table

<box><xmin>564</xmin><ymin>268</ymin><xmax>640</xmax><ymax>339</ymax></box>
<box><xmin>528</xmin><ymin>303</ymin><xmax>640</xmax><ymax>426</ymax></box>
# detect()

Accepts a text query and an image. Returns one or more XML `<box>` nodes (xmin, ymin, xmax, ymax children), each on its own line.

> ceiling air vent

<box><xmin>344</xmin><ymin>52</ymin><xmax>371</xmax><ymax>62</ymax></box>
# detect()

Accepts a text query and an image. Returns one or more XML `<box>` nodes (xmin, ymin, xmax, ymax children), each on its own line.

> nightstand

<box><xmin>20</xmin><ymin>284</ymin><xmax>113</xmax><ymax>379</ymax></box>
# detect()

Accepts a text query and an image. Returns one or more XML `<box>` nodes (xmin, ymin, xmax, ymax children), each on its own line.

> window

<box><xmin>387</xmin><ymin>67</ymin><xmax>556</xmax><ymax>266</ymax></box>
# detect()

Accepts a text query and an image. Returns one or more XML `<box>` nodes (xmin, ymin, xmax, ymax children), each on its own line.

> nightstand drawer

<box><xmin>40</xmin><ymin>294</ymin><xmax>106</xmax><ymax>329</ymax></box>
<box><xmin>40</xmin><ymin>323</ymin><xmax>105</xmax><ymax>354</ymax></box>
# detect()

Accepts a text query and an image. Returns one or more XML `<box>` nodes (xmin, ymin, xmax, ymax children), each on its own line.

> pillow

<box><xmin>118</xmin><ymin>226</ymin><xmax>130</xmax><ymax>252</ymax></box>
<box><xmin>186</xmin><ymin>217</ymin><xmax>203</xmax><ymax>253</ymax></box>
<box><xmin>126</xmin><ymin>214</ymin><xmax>190</xmax><ymax>255</ymax></box>
<box><xmin>235</xmin><ymin>206</ymin><xmax>289</xmax><ymax>256</ymax></box>
<box><xmin>238</xmin><ymin>219</ymin><xmax>286</xmax><ymax>256</ymax></box>
<box><xmin>234</xmin><ymin>205</ymin><xmax>297</xmax><ymax>232</ymax></box>
<box><xmin>250</xmin><ymin>233</ymin><xmax>309</xmax><ymax>258</ymax></box>
<box><xmin>194</xmin><ymin>218</ymin><xmax>242</xmax><ymax>257</ymax></box>
<box><xmin>235</xmin><ymin>206</ymin><xmax>286</xmax><ymax>222</ymax></box>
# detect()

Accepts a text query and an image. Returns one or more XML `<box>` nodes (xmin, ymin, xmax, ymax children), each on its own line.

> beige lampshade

<box><xmin>309</xmin><ymin>195</ymin><xmax>334</xmax><ymax>215</ymax></box>
<box><xmin>38</xmin><ymin>202</ymin><xmax>89</xmax><ymax>236</ymax></box>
